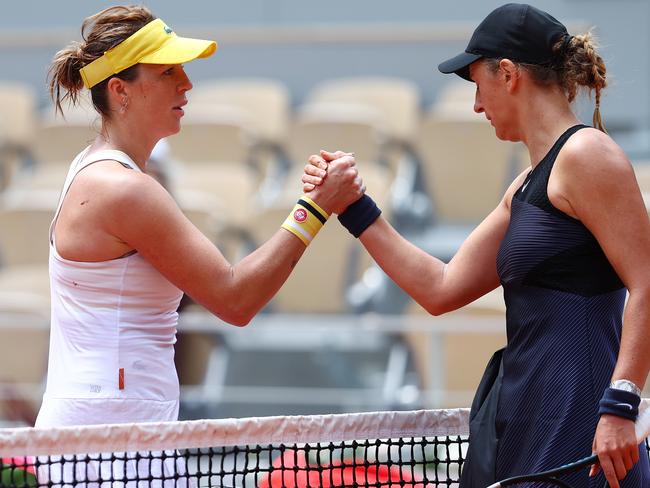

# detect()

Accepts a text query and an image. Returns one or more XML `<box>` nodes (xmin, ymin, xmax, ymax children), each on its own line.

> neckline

<box><xmin>526</xmin><ymin>124</ymin><xmax>587</xmax><ymax>179</ymax></box>
<box><xmin>80</xmin><ymin>148</ymin><xmax>142</xmax><ymax>173</ymax></box>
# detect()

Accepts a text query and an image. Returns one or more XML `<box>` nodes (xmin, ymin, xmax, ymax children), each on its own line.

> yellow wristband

<box><xmin>281</xmin><ymin>196</ymin><xmax>331</xmax><ymax>246</ymax></box>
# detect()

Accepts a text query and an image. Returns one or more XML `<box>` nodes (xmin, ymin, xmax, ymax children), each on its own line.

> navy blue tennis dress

<box><xmin>478</xmin><ymin>125</ymin><xmax>649</xmax><ymax>486</ymax></box>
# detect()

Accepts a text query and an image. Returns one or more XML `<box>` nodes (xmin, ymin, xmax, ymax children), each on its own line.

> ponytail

<box><xmin>47</xmin><ymin>5</ymin><xmax>154</xmax><ymax>118</ymax></box>
<box><xmin>558</xmin><ymin>32</ymin><xmax>608</xmax><ymax>133</ymax></box>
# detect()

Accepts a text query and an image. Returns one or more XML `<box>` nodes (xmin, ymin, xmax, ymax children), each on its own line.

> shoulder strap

<box><xmin>50</xmin><ymin>148</ymin><xmax>141</xmax><ymax>243</ymax></box>
<box><xmin>515</xmin><ymin>124</ymin><xmax>589</xmax><ymax>220</ymax></box>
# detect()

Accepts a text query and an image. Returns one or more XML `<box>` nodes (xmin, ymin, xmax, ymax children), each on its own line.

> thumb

<box><xmin>321</xmin><ymin>149</ymin><xmax>353</xmax><ymax>161</ymax></box>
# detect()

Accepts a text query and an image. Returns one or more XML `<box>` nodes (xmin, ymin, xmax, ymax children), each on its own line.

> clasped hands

<box><xmin>301</xmin><ymin>150</ymin><xmax>365</xmax><ymax>215</ymax></box>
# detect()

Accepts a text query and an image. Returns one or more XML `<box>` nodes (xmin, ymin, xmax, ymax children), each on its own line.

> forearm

<box><xmin>227</xmin><ymin>230</ymin><xmax>307</xmax><ymax>324</ymax></box>
<box><xmin>358</xmin><ymin>209</ymin><xmax>504</xmax><ymax>315</ymax></box>
<box><xmin>359</xmin><ymin>217</ymin><xmax>449</xmax><ymax>314</ymax></box>
<box><xmin>611</xmin><ymin>288</ymin><xmax>650</xmax><ymax>389</ymax></box>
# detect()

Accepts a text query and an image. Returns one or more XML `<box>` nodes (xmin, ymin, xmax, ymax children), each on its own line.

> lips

<box><xmin>173</xmin><ymin>100</ymin><xmax>187</xmax><ymax>116</ymax></box>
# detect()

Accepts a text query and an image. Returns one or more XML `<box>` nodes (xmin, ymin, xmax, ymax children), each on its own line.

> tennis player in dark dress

<box><xmin>302</xmin><ymin>4</ymin><xmax>650</xmax><ymax>487</ymax></box>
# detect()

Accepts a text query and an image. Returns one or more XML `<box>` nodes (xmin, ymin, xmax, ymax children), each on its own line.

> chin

<box><xmin>166</xmin><ymin>124</ymin><xmax>182</xmax><ymax>137</ymax></box>
<box><xmin>494</xmin><ymin>127</ymin><xmax>519</xmax><ymax>143</ymax></box>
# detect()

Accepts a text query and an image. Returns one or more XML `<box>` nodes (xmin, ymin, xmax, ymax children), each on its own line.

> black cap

<box><xmin>438</xmin><ymin>3</ymin><xmax>569</xmax><ymax>81</ymax></box>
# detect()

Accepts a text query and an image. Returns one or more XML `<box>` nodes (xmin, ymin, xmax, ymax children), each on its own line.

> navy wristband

<box><xmin>598</xmin><ymin>387</ymin><xmax>641</xmax><ymax>421</ymax></box>
<box><xmin>338</xmin><ymin>194</ymin><xmax>381</xmax><ymax>238</ymax></box>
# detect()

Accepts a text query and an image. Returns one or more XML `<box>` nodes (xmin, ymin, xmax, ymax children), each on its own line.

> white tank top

<box><xmin>36</xmin><ymin>148</ymin><xmax>184</xmax><ymax>427</ymax></box>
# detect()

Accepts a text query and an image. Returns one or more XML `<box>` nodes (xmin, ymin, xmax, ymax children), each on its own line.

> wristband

<box><xmin>598</xmin><ymin>387</ymin><xmax>641</xmax><ymax>421</ymax></box>
<box><xmin>281</xmin><ymin>196</ymin><xmax>330</xmax><ymax>246</ymax></box>
<box><xmin>337</xmin><ymin>194</ymin><xmax>381</xmax><ymax>238</ymax></box>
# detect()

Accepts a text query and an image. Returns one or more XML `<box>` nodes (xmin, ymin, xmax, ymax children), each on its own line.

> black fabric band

<box><xmin>337</xmin><ymin>194</ymin><xmax>381</xmax><ymax>238</ymax></box>
<box><xmin>598</xmin><ymin>387</ymin><xmax>641</xmax><ymax>422</ymax></box>
<box><xmin>298</xmin><ymin>198</ymin><xmax>327</xmax><ymax>225</ymax></box>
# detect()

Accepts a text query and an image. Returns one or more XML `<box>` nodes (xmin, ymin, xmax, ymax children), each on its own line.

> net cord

<box><xmin>2</xmin><ymin>400</ymin><xmax>648</xmax><ymax>458</ymax></box>
<box><xmin>0</xmin><ymin>407</ymin><xmax>469</xmax><ymax>457</ymax></box>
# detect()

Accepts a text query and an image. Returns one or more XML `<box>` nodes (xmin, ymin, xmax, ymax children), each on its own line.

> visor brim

<box><xmin>140</xmin><ymin>36</ymin><xmax>217</xmax><ymax>65</ymax></box>
<box><xmin>438</xmin><ymin>52</ymin><xmax>482</xmax><ymax>82</ymax></box>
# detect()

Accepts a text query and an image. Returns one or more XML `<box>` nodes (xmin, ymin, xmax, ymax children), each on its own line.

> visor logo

<box><xmin>164</xmin><ymin>26</ymin><xmax>173</xmax><ymax>34</ymax></box>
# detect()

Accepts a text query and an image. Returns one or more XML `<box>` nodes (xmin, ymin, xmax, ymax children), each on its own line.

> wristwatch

<box><xmin>610</xmin><ymin>379</ymin><xmax>642</xmax><ymax>397</ymax></box>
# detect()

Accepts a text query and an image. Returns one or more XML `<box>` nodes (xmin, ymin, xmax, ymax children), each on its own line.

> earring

<box><xmin>120</xmin><ymin>96</ymin><xmax>129</xmax><ymax>114</ymax></box>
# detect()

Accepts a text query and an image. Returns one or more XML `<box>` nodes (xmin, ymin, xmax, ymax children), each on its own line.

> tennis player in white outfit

<box><xmin>36</xmin><ymin>4</ymin><xmax>364</xmax><ymax>486</ymax></box>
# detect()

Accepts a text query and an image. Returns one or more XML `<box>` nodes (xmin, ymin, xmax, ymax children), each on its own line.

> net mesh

<box><xmin>0</xmin><ymin>407</ymin><xmax>648</xmax><ymax>488</ymax></box>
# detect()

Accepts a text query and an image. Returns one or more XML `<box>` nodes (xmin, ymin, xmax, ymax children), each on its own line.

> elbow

<box><xmin>227</xmin><ymin>314</ymin><xmax>253</xmax><ymax>327</ymax></box>
<box><xmin>220</xmin><ymin>307</ymin><xmax>255</xmax><ymax>327</ymax></box>
<box><xmin>420</xmin><ymin>296</ymin><xmax>457</xmax><ymax>316</ymax></box>
<box><xmin>417</xmin><ymin>299</ymin><xmax>444</xmax><ymax>316</ymax></box>
<box><xmin>424</xmin><ymin>303</ymin><xmax>448</xmax><ymax>317</ymax></box>
<box><xmin>202</xmin><ymin>286</ymin><xmax>259</xmax><ymax>327</ymax></box>
<box><xmin>205</xmin><ymin>301</ymin><xmax>256</xmax><ymax>327</ymax></box>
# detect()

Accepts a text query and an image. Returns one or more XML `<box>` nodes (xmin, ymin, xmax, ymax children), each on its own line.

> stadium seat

<box><xmin>174</xmin><ymin>189</ymin><xmax>225</xmax><ymax>243</ymax></box>
<box><xmin>32</xmin><ymin>100</ymin><xmax>97</xmax><ymax>165</ymax></box>
<box><xmin>166</xmin><ymin>104</ymin><xmax>261</xmax><ymax>225</ymax></box>
<box><xmin>190</xmin><ymin>78</ymin><xmax>291</xmax><ymax>148</ymax></box>
<box><xmin>307</xmin><ymin>77</ymin><xmax>421</xmax><ymax>146</ymax></box>
<box><xmin>188</xmin><ymin>79</ymin><xmax>293</xmax><ymax>206</ymax></box>
<box><xmin>430</xmin><ymin>80</ymin><xmax>478</xmax><ymax>120</ymax></box>
<box><xmin>0</xmin><ymin>82</ymin><xmax>36</xmax><ymax>152</ymax></box>
<box><xmin>167</xmin><ymin>104</ymin><xmax>256</xmax><ymax>164</ymax></box>
<box><xmin>415</xmin><ymin>113</ymin><xmax>523</xmax><ymax>224</ymax></box>
<box><xmin>0</xmin><ymin>192</ymin><xmax>53</xmax><ymax>404</ymax></box>
<box><xmin>173</xmin><ymin>163</ymin><xmax>258</xmax><ymax>226</ymax></box>
<box><xmin>17</xmin><ymin>100</ymin><xmax>97</xmax><ymax>193</ymax></box>
<box><xmin>289</xmin><ymin>102</ymin><xmax>385</xmax><ymax>163</ymax></box>
<box><xmin>0</xmin><ymin>82</ymin><xmax>38</xmax><ymax>191</ymax></box>
<box><xmin>284</xmin><ymin>103</ymin><xmax>393</xmax><ymax>201</ymax></box>
<box><xmin>0</xmin><ymin>194</ymin><xmax>55</xmax><ymax>268</ymax></box>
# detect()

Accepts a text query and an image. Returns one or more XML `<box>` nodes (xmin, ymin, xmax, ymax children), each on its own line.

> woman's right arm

<box><xmin>359</xmin><ymin>198</ymin><xmax>510</xmax><ymax>315</ymax></box>
<box><xmin>104</xmin><ymin>155</ymin><xmax>362</xmax><ymax>326</ymax></box>
<box><xmin>306</xmin><ymin>153</ymin><xmax>527</xmax><ymax>315</ymax></box>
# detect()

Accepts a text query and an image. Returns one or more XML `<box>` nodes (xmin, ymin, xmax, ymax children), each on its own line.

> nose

<box><xmin>178</xmin><ymin>66</ymin><xmax>193</xmax><ymax>93</ymax></box>
<box><xmin>473</xmin><ymin>88</ymin><xmax>483</xmax><ymax>114</ymax></box>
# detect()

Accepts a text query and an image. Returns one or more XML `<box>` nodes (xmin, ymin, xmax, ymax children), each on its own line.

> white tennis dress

<box><xmin>35</xmin><ymin>148</ymin><xmax>187</xmax><ymax>487</ymax></box>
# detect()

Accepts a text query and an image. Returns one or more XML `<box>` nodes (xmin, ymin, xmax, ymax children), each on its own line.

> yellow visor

<box><xmin>79</xmin><ymin>18</ymin><xmax>217</xmax><ymax>89</ymax></box>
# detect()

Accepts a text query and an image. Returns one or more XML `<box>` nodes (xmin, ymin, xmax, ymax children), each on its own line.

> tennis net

<box><xmin>0</xmin><ymin>406</ymin><xmax>648</xmax><ymax>488</ymax></box>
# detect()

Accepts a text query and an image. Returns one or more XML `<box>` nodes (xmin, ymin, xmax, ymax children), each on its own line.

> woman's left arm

<box><xmin>551</xmin><ymin>128</ymin><xmax>650</xmax><ymax>488</ymax></box>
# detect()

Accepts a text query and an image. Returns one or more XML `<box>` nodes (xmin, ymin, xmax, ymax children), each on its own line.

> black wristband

<box><xmin>598</xmin><ymin>387</ymin><xmax>641</xmax><ymax>421</ymax></box>
<box><xmin>337</xmin><ymin>194</ymin><xmax>381</xmax><ymax>238</ymax></box>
